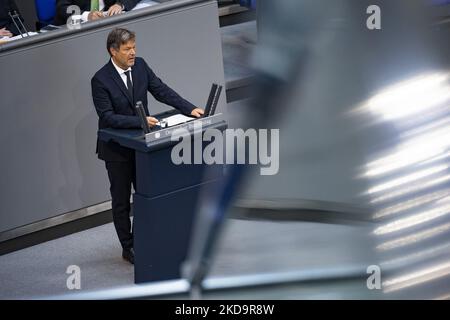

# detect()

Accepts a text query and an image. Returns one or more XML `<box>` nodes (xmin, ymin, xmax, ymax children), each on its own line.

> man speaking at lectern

<box><xmin>91</xmin><ymin>28</ymin><xmax>204</xmax><ymax>264</ymax></box>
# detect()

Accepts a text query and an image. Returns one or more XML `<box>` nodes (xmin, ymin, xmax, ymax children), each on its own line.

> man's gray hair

<box><xmin>107</xmin><ymin>28</ymin><xmax>136</xmax><ymax>56</ymax></box>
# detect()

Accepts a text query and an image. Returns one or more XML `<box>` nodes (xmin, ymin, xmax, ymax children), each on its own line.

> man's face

<box><xmin>111</xmin><ymin>40</ymin><xmax>136</xmax><ymax>69</ymax></box>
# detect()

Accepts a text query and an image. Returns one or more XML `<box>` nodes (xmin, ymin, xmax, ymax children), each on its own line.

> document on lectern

<box><xmin>162</xmin><ymin>114</ymin><xmax>195</xmax><ymax>127</ymax></box>
<box><xmin>1</xmin><ymin>32</ymin><xmax>38</xmax><ymax>42</ymax></box>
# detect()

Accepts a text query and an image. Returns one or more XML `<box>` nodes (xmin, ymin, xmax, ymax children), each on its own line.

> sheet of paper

<box><xmin>1</xmin><ymin>32</ymin><xmax>39</xmax><ymax>42</ymax></box>
<box><xmin>132</xmin><ymin>0</ymin><xmax>159</xmax><ymax>10</ymax></box>
<box><xmin>162</xmin><ymin>114</ymin><xmax>195</xmax><ymax>127</ymax></box>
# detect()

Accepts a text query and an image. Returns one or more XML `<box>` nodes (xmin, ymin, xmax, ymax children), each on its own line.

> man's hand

<box><xmin>88</xmin><ymin>11</ymin><xmax>104</xmax><ymax>21</ymax></box>
<box><xmin>107</xmin><ymin>4</ymin><xmax>123</xmax><ymax>16</ymax></box>
<box><xmin>147</xmin><ymin>116</ymin><xmax>158</xmax><ymax>127</ymax></box>
<box><xmin>0</xmin><ymin>28</ymin><xmax>13</xmax><ymax>38</ymax></box>
<box><xmin>190</xmin><ymin>108</ymin><xmax>204</xmax><ymax>118</ymax></box>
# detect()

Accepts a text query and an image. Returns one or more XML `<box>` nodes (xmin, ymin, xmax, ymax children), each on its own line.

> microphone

<box><xmin>209</xmin><ymin>85</ymin><xmax>222</xmax><ymax>116</ymax></box>
<box><xmin>203</xmin><ymin>83</ymin><xmax>218</xmax><ymax>117</ymax></box>
<box><xmin>135</xmin><ymin>101</ymin><xmax>150</xmax><ymax>134</ymax></box>
<box><xmin>8</xmin><ymin>10</ymin><xmax>29</xmax><ymax>38</ymax></box>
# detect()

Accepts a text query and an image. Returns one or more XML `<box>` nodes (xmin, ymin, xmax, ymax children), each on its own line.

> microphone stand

<box><xmin>8</xmin><ymin>10</ymin><xmax>29</xmax><ymax>38</ymax></box>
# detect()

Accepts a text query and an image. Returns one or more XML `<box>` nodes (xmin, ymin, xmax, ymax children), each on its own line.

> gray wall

<box><xmin>0</xmin><ymin>0</ymin><xmax>226</xmax><ymax>233</ymax></box>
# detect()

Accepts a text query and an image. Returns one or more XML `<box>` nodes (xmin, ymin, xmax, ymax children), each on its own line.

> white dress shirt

<box><xmin>111</xmin><ymin>58</ymin><xmax>133</xmax><ymax>89</ymax></box>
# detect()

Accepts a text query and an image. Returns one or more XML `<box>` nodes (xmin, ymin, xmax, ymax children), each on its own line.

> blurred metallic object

<box><xmin>184</xmin><ymin>0</ymin><xmax>450</xmax><ymax>300</ymax></box>
<box><xmin>352</xmin><ymin>6</ymin><xmax>450</xmax><ymax>296</ymax></box>
<box><xmin>183</xmin><ymin>0</ymin><xmax>350</xmax><ymax>298</ymax></box>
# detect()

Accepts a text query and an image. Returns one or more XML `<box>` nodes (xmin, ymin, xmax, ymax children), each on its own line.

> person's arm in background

<box><xmin>106</xmin><ymin>0</ymin><xmax>141</xmax><ymax>16</ymax></box>
<box><xmin>0</xmin><ymin>27</ymin><xmax>12</xmax><ymax>37</ymax></box>
<box><xmin>55</xmin><ymin>0</ymin><xmax>103</xmax><ymax>25</ymax></box>
<box><xmin>1</xmin><ymin>0</ymin><xmax>24</xmax><ymax>36</ymax></box>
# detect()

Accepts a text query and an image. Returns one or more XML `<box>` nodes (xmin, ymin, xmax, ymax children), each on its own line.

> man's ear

<box><xmin>110</xmin><ymin>47</ymin><xmax>117</xmax><ymax>57</ymax></box>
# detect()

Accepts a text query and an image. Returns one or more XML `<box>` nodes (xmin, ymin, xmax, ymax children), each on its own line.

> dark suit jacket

<box><xmin>91</xmin><ymin>57</ymin><xmax>196</xmax><ymax>162</ymax></box>
<box><xmin>54</xmin><ymin>0</ymin><xmax>140</xmax><ymax>25</ymax></box>
<box><xmin>0</xmin><ymin>0</ymin><xmax>22</xmax><ymax>36</ymax></box>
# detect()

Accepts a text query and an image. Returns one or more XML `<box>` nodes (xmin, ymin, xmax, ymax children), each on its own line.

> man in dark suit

<box><xmin>54</xmin><ymin>0</ymin><xmax>140</xmax><ymax>25</ymax></box>
<box><xmin>0</xmin><ymin>0</ymin><xmax>22</xmax><ymax>37</ymax></box>
<box><xmin>91</xmin><ymin>28</ymin><xmax>204</xmax><ymax>264</ymax></box>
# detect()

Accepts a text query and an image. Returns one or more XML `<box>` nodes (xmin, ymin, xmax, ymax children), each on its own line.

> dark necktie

<box><xmin>124</xmin><ymin>70</ymin><xmax>133</xmax><ymax>100</ymax></box>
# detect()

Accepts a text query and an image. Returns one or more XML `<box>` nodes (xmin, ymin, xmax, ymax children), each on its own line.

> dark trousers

<box><xmin>105</xmin><ymin>160</ymin><xmax>136</xmax><ymax>250</ymax></box>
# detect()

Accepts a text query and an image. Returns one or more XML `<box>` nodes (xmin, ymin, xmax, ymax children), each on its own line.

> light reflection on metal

<box><xmin>401</xmin><ymin>117</ymin><xmax>450</xmax><ymax>139</ymax></box>
<box><xmin>362</xmin><ymin>72</ymin><xmax>450</xmax><ymax>183</ymax></box>
<box><xmin>374</xmin><ymin>203</ymin><xmax>450</xmax><ymax>235</ymax></box>
<box><xmin>366</xmin><ymin>72</ymin><xmax>450</xmax><ymax>121</ymax></box>
<box><xmin>376</xmin><ymin>222</ymin><xmax>450</xmax><ymax>251</ymax></box>
<box><xmin>421</xmin><ymin>151</ymin><xmax>450</xmax><ymax>166</ymax></box>
<box><xmin>380</xmin><ymin>241</ymin><xmax>450</xmax><ymax>269</ymax></box>
<box><xmin>382</xmin><ymin>260</ymin><xmax>450</xmax><ymax>293</ymax></box>
<box><xmin>433</xmin><ymin>293</ymin><xmax>450</xmax><ymax>300</ymax></box>
<box><xmin>370</xmin><ymin>174</ymin><xmax>450</xmax><ymax>204</ymax></box>
<box><xmin>374</xmin><ymin>189</ymin><xmax>450</xmax><ymax>219</ymax></box>
<box><xmin>367</xmin><ymin>165</ymin><xmax>448</xmax><ymax>194</ymax></box>
<box><xmin>435</xmin><ymin>195</ymin><xmax>450</xmax><ymax>205</ymax></box>
<box><xmin>365</xmin><ymin>129</ymin><xmax>450</xmax><ymax>177</ymax></box>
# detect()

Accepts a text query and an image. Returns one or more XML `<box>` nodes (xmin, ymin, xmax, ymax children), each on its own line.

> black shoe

<box><xmin>122</xmin><ymin>248</ymin><xmax>134</xmax><ymax>265</ymax></box>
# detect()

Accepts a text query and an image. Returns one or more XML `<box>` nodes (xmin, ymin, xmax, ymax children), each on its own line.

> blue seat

<box><xmin>239</xmin><ymin>0</ymin><xmax>256</xmax><ymax>10</ymax></box>
<box><xmin>35</xmin><ymin>0</ymin><xmax>56</xmax><ymax>27</ymax></box>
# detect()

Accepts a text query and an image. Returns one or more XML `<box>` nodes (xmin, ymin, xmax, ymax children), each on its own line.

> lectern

<box><xmin>98</xmin><ymin>111</ymin><xmax>227</xmax><ymax>283</ymax></box>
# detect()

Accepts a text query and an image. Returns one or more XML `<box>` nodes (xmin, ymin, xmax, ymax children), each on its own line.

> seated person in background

<box><xmin>0</xmin><ymin>0</ymin><xmax>23</xmax><ymax>37</ymax></box>
<box><xmin>54</xmin><ymin>0</ymin><xmax>140</xmax><ymax>25</ymax></box>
